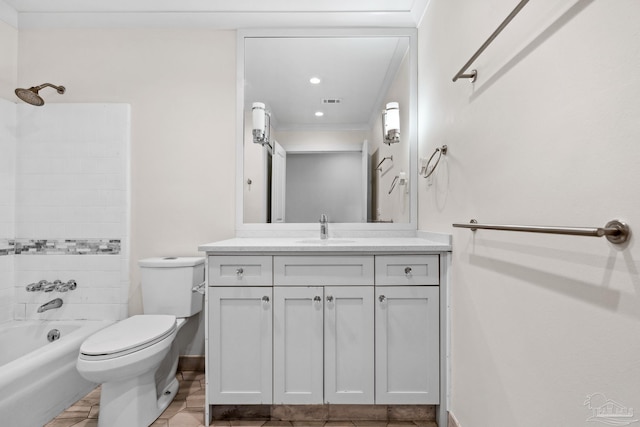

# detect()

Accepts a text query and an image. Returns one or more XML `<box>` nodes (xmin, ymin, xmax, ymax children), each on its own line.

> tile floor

<box><xmin>45</xmin><ymin>371</ymin><xmax>437</xmax><ymax>427</ymax></box>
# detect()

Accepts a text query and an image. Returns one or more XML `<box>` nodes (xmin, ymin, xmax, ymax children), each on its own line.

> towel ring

<box><xmin>423</xmin><ymin>145</ymin><xmax>447</xmax><ymax>178</ymax></box>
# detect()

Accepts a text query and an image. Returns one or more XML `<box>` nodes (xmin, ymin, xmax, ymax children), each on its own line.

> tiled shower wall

<box><xmin>0</xmin><ymin>99</ymin><xmax>16</xmax><ymax>323</ymax></box>
<box><xmin>0</xmin><ymin>101</ymin><xmax>130</xmax><ymax>321</ymax></box>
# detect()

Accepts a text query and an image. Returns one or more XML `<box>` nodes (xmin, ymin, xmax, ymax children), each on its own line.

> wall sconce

<box><xmin>252</xmin><ymin>102</ymin><xmax>272</xmax><ymax>150</ymax></box>
<box><xmin>382</xmin><ymin>102</ymin><xmax>400</xmax><ymax>145</ymax></box>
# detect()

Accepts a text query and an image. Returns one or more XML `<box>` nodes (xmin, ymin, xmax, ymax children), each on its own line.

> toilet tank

<box><xmin>139</xmin><ymin>257</ymin><xmax>205</xmax><ymax>317</ymax></box>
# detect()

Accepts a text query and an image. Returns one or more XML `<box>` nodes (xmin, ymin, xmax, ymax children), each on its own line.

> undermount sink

<box><xmin>296</xmin><ymin>239</ymin><xmax>356</xmax><ymax>244</ymax></box>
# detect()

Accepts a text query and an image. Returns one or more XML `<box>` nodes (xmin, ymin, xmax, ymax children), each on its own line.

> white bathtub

<box><xmin>0</xmin><ymin>320</ymin><xmax>113</xmax><ymax>427</ymax></box>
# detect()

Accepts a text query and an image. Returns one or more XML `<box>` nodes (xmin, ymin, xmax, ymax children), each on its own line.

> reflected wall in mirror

<box><xmin>239</xmin><ymin>29</ymin><xmax>417</xmax><ymax>229</ymax></box>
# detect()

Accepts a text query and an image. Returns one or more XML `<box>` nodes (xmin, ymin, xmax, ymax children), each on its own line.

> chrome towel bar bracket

<box><xmin>452</xmin><ymin>0</ymin><xmax>530</xmax><ymax>82</ymax></box>
<box><xmin>453</xmin><ymin>219</ymin><xmax>630</xmax><ymax>244</ymax></box>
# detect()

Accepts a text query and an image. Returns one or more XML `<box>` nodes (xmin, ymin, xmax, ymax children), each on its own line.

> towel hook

<box><xmin>376</xmin><ymin>155</ymin><xmax>393</xmax><ymax>172</ymax></box>
<box><xmin>388</xmin><ymin>175</ymin><xmax>400</xmax><ymax>194</ymax></box>
<box><xmin>422</xmin><ymin>145</ymin><xmax>447</xmax><ymax>178</ymax></box>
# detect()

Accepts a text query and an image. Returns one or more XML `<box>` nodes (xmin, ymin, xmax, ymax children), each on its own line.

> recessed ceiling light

<box><xmin>315</xmin><ymin>111</ymin><xmax>324</xmax><ymax>117</ymax></box>
<box><xmin>309</xmin><ymin>77</ymin><xmax>321</xmax><ymax>85</ymax></box>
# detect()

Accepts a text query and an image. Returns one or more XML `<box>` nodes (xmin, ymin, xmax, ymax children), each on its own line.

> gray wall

<box><xmin>285</xmin><ymin>152</ymin><xmax>363</xmax><ymax>223</ymax></box>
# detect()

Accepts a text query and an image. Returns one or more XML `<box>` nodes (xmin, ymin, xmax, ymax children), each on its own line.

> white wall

<box><xmin>0</xmin><ymin>19</ymin><xmax>17</xmax><ymax>100</ymax></box>
<box><xmin>368</xmin><ymin>50</ymin><xmax>411</xmax><ymax>223</ymax></box>
<box><xmin>0</xmin><ymin>98</ymin><xmax>15</xmax><ymax>322</ymax></box>
<box><xmin>418</xmin><ymin>1</ymin><xmax>640</xmax><ymax>426</ymax></box>
<box><xmin>13</xmin><ymin>104</ymin><xmax>129</xmax><ymax>320</ymax></box>
<box><xmin>17</xmin><ymin>29</ymin><xmax>236</xmax><ymax>354</ymax></box>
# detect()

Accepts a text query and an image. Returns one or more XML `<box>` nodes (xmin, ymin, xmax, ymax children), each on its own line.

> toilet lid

<box><xmin>80</xmin><ymin>315</ymin><xmax>176</xmax><ymax>359</ymax></box>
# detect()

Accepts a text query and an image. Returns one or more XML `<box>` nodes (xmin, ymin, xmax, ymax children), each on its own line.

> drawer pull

<box><xmin>404</xmin><ymin>266</ymin><xmax>412</xmax><ymax>276</ymax></box>
<box><xmin>379</xmin><ymin>295</ymin><xmax>386</xmax><ymax>302</ymax></box>
<box><xmin>313</xmin><ymin>296</ymin><xmax>322</xmax><ymax>302</ymax></box>
<box><xmin>236</xmin><ymin>268</ymin><xmax>244</xmax><ymax>277</ymax></box>
<box><xmin>262</xmin><ymin>295</ymin><xmax>270</xmax><ymax>303</ymax></box>
<box><xmin>326</xmin><ymin>295</ymin><xmax>334</xmax><ymax>302</ymax></box>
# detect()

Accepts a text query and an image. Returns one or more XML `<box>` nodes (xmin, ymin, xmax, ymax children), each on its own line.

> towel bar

<box><xmin>452</xmin><ymin>0</ymin><xmax>530</xmax><ymax>82</ymax></box>
<box><xmin>452</xmin><ymin>219</ymin><xmax>630</xmax><ymax>244</ymax></box>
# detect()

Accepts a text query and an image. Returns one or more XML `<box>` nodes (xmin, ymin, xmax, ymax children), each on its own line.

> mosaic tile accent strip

<box><xmin>0</xmin><ymin>239</ymin><xmax>15</xmax><ymax>256</ymax></box>
<box><xmin>6</xmin><ymin>239</ymin><xmax>121</xmax><ymax>255</ymax></box>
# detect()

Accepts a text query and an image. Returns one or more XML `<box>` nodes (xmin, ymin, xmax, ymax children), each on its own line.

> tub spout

<box><xmin>38</xmin><ymin>298</ymin><xmax>63</xmax><ymax>313</ymax></box>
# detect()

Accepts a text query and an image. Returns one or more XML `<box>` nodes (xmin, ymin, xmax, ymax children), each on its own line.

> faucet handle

<box><xmin>42</xmin><ymin>281</ymin><xmax>57</xmax><ymax>292</ymax></box>
<box><xmin>26</xmin><ymin>282</ymin><xmax>42</xmax><ymax>292</ymax></box>
<box><xmin>55</xmin><ymin>279</ymin><xmax>77</xmax><ymax>292</ymax></box>
<box><xmin>320</xmin><ymin>214</ymin><xmax>328</xmax><ymax>223</ymax></box>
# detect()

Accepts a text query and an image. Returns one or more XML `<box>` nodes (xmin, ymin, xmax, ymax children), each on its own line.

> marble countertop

<box><xmin>199</xmin><ymin>233</ymin><xmax>451</xmax><ymax>253</ymax></box>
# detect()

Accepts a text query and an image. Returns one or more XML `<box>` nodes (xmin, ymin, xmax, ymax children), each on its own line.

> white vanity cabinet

<box><xmin>202</xmin><ymin>239</ymin><xmax>449</xmax><ymax>420</ymax></box>
<box><xmin>375</xmin><ymin>285</ymin><xmax>439</xmax><ymax>404</ymax></box>
<box><xmin>208</xmin><ymin>286</ymin><xmax>273</xmax><ymax>404</ymax></box>
<box><xmin>273</xmin><ymin>285</ymin><xmax>375</xmax><ymax>405</ymax></box>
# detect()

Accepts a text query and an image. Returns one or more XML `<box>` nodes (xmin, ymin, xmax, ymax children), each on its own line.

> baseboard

<box><xmin>448</xmin><ymin>410</ymin><xmax>461</xmax><ymax>427</ymax></box>
<box><xmin>211</xmin><ymin>404</ymin><xmax>436</xmax><ymax>421</ymax></box>
<box><xmin>178</xmin><ymin>355</ymin><xmax>205</xmax><ymax>372</ymax></box>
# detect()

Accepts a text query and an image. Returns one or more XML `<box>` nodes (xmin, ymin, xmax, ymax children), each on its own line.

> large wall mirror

<box><xmin>236</xmin><ymin>28</ymin><xmax>417</xmax><ymax>233</ymax></box>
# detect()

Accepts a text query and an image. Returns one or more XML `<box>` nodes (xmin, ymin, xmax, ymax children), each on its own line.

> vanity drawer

<box><xmin>274</xmin><ymin>256</ymin><xmax>374</xmax><ymax>286</ymax></box>
<box><xmin>375</xmin><ymin>255</ymin><xmax>439</xmax><ymax>285</ymax></box>
<box><xmin>209</xmin><ymin>256</ymin><xmax>273</xmax><ymax>286</ymax></box>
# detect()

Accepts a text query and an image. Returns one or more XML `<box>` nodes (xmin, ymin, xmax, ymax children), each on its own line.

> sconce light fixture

<box><xmin>382</xmin><ymin>102</ymin><xmax>400</xmax><ymax>145</ymax></box>
<box><xmin>252</xmin><ymin>102</ymin><xmax>271</xmax><ymax>149</ymax></box>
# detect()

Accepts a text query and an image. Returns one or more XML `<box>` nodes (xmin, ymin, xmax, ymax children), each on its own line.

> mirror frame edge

<box><xmin>235</xmin><ymin>27</ymin><xmax>418</xmax><ymax>236</ymax></box>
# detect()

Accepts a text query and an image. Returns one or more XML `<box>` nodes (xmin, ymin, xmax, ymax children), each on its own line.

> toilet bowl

<box><xmin>76</xmin><ymin>257</ymin><xmax>204</xmax><ymax>427</ymax></box>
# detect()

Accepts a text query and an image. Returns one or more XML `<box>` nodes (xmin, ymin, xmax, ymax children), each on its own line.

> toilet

<box><xmin>76</xmin><ymin>257</ymin><xmax>205</xmax><ymax>427</ymax></box>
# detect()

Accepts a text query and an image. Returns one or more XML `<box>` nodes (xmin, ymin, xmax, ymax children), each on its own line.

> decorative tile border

<box><xmin>0</xmin><ymin>239</ymin><xmax>120</xmax><ymax>255</ymax></box>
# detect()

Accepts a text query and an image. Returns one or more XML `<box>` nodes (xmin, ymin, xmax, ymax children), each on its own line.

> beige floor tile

<box><xmin>179</xmin><ymin>379</ymin><xmax>203</xmax><ymax>394</ymax></box>
<box><xmin>182</xmin><ymin>371</ymin><xmax>206</xmax><ymax>381</ymax></box>
<box><xmin>353</xmin><ymin>422</ymin><xmax>389</xmax><ymax>427</ymax></box>
<box><xmin>69</xmin><ymin>420</ymin><xmax>99</xmax><ymax>427</ymax></box>
<box><xmin>325</xmin><ymin>422</ymin><xmax>356</xmax><ymax>426</ymax></box>
<box><xmin>56</xmin><ymin>410</ymin><xmax>91</xmax><ymax>419</ymax></box>
<box><xmin>83</xmin><ymin>387</ymin><xmax>101</xmax><ymax>402</ymax></box>
<box><xmin>45</xmin><ymin>418</ymin><xmax>87</xmax><ymax>427</ymax></box>
<box><xmin>88</xmin><ymin>406</ymin><xmax>100</xmax><ymax>419</ymax></box>
<box><xmin>186</xmin><ymin>388</ymin><xmax>206</xmax><ymax>408</ymax></box>
<box><xmin>412</xmin><ymin>422</ymin><xmax>437</xmax><ymax>427</ymax></box>
<box><xmin>291</xmin><ymin>422</ymin><xmax>325</xmax><ymax>427</ymax></box>
<box><xmin>386</xmin><ymin>423</ymin><xmax>416</xmax><ymax>427</ymax></box>
<box><xmin>263</xmin><ymin>422</ymin><xmax>293</xmax><ymax>426</ymax></box>
<box><xmin>230</xmin><ymin>421</ymin><xmax>267</xmax><ymax>426</ymax></box>
<box><xmin>211</xmin><ymin>421</ymin><xmax>231</xmax><ymax>426</ymax></box>
<box><xmin>158</xmin><ymin>400</ymin><xmax>188</xmax><ymax>419</ymax></box>
<box><xmin>168</xmin><ymin>410</ymin><xmax>206</xmax><ymax>427</ymax></box>
<box><xmin>151</xmin><ymin>420</ymin><xmax>170</xmax><ymax>427</ymax></box>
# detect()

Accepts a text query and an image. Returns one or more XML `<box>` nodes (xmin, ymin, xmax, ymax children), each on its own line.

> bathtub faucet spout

<box><xmin>38</xmin><ymin>298</ymin><xmax>63</xmax><ymax>313</ymax></box>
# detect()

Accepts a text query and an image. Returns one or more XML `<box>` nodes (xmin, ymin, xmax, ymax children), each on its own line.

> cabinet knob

<box><xmin>262</xmin><ymin>295</ymin><xmax>270</xmax><ymax>303</ymax></box>
<box><xmin>236</xmin><ymin>268</ymin><xmax>244</xmax><ymax>277</ymax></box>
<box><xmin>404</xmin><ymin>266</ymin><xmax>412</xmax><ymax>276</ymax></box>
<box><xmin>326</xmin><ymin>295</ymin><xmax>334</xmax><ymax>302</ymax></box>
<box><xmin>379</xmin><ymin>295</ymin><xmax>386</xmax><ymax>302</ymax></box>
<box><xmin>313</xmin><ymin>296</ymin><xmax>322</xmax><ymax>302</ymax></box>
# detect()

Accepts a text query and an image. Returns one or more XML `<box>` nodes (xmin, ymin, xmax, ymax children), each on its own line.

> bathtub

<box><xmin>0</xmin><ymin>320</ymin><xmax>113</xmax><ymax>427</ymax></box>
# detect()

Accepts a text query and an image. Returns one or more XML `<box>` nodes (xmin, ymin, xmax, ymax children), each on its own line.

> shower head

<box><xmin>15</xmin><ymin>83</ymin><xmax>66</xmax><ymax>106</ymax></box>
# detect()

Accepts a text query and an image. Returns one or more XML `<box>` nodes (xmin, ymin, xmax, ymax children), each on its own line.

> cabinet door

<box><xmin>208</xmin><ymin>287</ymin><xmax>272</xmax><ymax>404</ymax></box>
<box><xmin>273</xmin><ymin>287</ymin><xmax>324</xmax><ymax>404</ymax></box>
<box><xmin>375</xmin><ymin>286</ymin><xmax>439</xmax><ymax>404</ymax></box>
<box><xmin>324</xmin><ymin>286</ymin><xmax>375</xmax><ymax>404</ymax></box>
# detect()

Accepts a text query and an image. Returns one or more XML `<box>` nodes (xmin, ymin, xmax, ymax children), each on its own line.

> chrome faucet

<box><xmin>37</xmin><ymin>298</ymin><xmax>63</xmax><ymax>313</ymax></box>
<box><xmin>320</xmin><ymin>214</ymin><xmax>328</xmax><ymax>240</ymax></box>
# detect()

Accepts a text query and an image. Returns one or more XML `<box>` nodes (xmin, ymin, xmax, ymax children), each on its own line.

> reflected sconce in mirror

<box><xmin>252</xmin><ymin>102</ymin><xmax>272</xmax><ymax>149</ymax></box>
<box><xmin>382</xmin><ymin>102</ymin><xmax>400</xmax><ymax>145</ymax></box>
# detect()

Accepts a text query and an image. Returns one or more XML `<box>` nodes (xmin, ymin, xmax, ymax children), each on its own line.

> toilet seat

<box><xmin>79</xmin><ymin>314</ymin><xmax>177</xmax><ymax>361</ymax></box>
